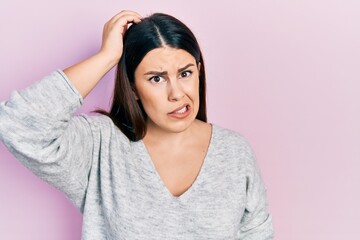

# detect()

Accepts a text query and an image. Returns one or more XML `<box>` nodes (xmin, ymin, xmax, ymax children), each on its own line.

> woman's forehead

<box><xmin>137</xmin><ymin>47</ymin><xmax>196</xmax><ymax>72</ymax></box>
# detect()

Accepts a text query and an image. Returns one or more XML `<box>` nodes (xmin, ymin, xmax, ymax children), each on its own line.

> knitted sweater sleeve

<box><xmin>238</xmin><ymin>140</ymin><xmax>274</xmax><ymax>239</ymax></box>
<box><xmin>0</xmin><ymin>70</ymin><xmax>94</xmax><ymax>212</ymax></box>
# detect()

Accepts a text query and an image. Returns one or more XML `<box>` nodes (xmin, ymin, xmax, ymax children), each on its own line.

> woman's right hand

<box><xmin>63</xmin><ymin>10</ymin><xmax>142</xmax><ymax>98</ymax></box>
<box><xmin>99</xmin><ymin>10</ymin><xmax>142</xmax><ymax>64</ymax></box>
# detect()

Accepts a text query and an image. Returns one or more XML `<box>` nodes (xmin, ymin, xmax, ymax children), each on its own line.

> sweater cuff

<box><xmin>56</xmin><ymin>69</ymin><xmax>84</xmax><ymax>105</ymax></box>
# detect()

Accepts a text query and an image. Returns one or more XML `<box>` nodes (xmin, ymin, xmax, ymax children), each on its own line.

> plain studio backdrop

<box><xmin>0</xmin><ymin>0</ymin><xmax>359</xmax><ymax>239</ymax></box>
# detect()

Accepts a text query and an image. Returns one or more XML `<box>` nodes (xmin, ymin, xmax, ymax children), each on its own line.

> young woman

<box><xmin>0</xmin><ymin>10</ymin><xmax>274</xmax><ymax>239</ymax></box>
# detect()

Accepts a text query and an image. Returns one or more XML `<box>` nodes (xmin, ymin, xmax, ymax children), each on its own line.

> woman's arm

<box><xmin>238</xmin><ymin>143</ymin><xmax>274</xmax><ymax>239</ymax></box>
<box><xmin>63</xmin><ymin>10</ymin><xmax>142</xmax><ymax>98</ymax></box>
<box><xmin>0</xmin><ymin>71</ymin><xmax>93</xmax><ymax>211</ymax></box>
<box><xmin>0</xmin><ymin>10</ymin><xmax>141</xmax><ymax>211</ymax></box>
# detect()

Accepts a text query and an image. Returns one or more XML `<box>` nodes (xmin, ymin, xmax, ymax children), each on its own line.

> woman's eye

<box><xmin>180</xmin><ymin>70</ymin><xmax>192</xmax><ymax>78</ymax></box>
<box><xmin>149</xmin><ymin>76</ymin><xmax>164</xmax><ymax>83</ymax></box>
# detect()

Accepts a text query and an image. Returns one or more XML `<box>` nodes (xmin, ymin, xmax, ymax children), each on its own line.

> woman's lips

<box><xmin>168</xmin><ymin>104</ymin><xmax>191</xmax><ymax>119</ymax></box>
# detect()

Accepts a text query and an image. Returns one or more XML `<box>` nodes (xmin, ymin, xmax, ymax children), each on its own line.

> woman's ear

<box><xmin>197</xmin><ymin>62</ymin><xmax>201</xmax><ymax>72</ymax></box>
<box><xmin>132</xmin><ymin>87</ymin><xmax>139</xmax><ymax>100</ymax></box>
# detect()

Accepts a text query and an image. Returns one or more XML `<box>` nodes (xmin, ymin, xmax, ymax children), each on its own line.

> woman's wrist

<box><xmin>94</xmin><ymin>50</ymin><xmax>121</xmax><ymax>72</ymax></box>
<box><xmin>63</xmin><ymin>51</ymin><xmax>120</xmax><ymax>98</ymax></box>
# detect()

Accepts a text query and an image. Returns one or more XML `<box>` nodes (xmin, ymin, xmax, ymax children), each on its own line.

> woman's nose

<box><xmin>168</xmin><ymin>79</ymin><xmax>185</xmax><ymax>101</ymax></box>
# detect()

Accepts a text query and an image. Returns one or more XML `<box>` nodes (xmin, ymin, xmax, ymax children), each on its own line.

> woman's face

<box><xmin>134</xmin><ymin>47</ymin><xmax>201</xmax><ymax>134</ymax></box>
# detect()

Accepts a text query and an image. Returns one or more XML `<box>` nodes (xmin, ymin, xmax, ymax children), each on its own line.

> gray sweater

<box><xmin>0</xmin><ymin>70</ymin><xmax>274</xmax><ymax>239</ymax></box>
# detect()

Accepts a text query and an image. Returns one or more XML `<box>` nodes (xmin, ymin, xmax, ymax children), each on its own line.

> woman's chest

<box><xmin>87</xmin><ymin>140</ymin><xmax>248</xmax><ymax>239</ymax></box>
<box><xmin>92</xmin><ymin>162</ymin><xmax>247</xmax><ymax>239</ymax></box>
<box><xmin>101</xmin><ymin>186</ymin><xmax>246</xmax><ymax>239</ymax></box>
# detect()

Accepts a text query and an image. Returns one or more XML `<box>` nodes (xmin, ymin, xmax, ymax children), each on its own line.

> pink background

<box><xmin>1</xmin><ymin>0</ymin><xmax>359</xmax><ymax>239</ymax></box>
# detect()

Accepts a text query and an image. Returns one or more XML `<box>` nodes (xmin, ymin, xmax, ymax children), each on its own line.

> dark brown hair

<box><xmin>97</xmin><ymin>13</ymin><xmax>207</xmax><ymax>141</ymax></box>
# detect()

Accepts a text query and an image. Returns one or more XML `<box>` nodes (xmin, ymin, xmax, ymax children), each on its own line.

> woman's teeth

<box><xmin>175</xmin><ymin>106</ymin><xmax>187</xmax><ymax>114</ymax></box>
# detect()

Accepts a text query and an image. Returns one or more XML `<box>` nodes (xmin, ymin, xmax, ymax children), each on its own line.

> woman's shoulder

<box><xmin>80</xmin><ymin>113</ymin><xmax>113</xmax><ymax>126</ymax></box>
<box><xmin>210</xmin><ymin>124</ymin><xmax>257</xmax><ymax>167</ymax></box>
<box><xmin>77</xmin><ymin>113</ymin><xmax>131</xmax><ymax>144</ymax></box>
<box><xmin>211</xmin><ymin>124</ymin><xmax>255</xmax><ymax>155</ymax></box>
<box><xmin>211</xmin><ymin>124</ymin><xmax>250</xmax><ymax>146</ymax></box>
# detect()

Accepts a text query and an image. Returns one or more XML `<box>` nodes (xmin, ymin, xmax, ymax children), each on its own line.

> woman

<box><xmin>0</xmin><ymin>10</ymin><xmax>273</xmax><ymax>239</ymax></box>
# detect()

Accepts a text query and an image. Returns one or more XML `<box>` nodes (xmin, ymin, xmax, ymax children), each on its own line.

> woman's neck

<box><xmin>143</xmin><ymin>119</ymin><xmax>210</xmax><ymax>147</ymax></box>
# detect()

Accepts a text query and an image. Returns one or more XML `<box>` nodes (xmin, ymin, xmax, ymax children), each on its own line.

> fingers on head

<box><xmin>110</xmin><ymin>10</ymin><xmax>142</xmax><ymax>25</ymax></box>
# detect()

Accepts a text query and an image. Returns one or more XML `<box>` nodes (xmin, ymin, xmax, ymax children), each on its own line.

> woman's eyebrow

<box><xmin>178</xmin><ymin>63</ymin><xmax>195</xmax><ymax>72</ymax></box>
<box><xmin>144</xmin><ymin>70</ymin><xmax>167</xmax><ymax>76</ymax></box>
<box><xmin>144</xmin><ymin>63</ymin><xmax>195</xmax><ymax>76</ymax></box>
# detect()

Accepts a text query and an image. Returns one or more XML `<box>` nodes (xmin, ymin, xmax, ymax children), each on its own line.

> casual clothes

<box><xmin>0</xmin><ymin>70</ymin><xmax>274</xmax><ymax>239</ymax></box>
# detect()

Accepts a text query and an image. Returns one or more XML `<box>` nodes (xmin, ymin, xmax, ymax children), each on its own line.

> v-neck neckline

<box><xmin>138</xmin><ymin>124</ymin><xmax>215</xmax><ymax>202</ymax></box>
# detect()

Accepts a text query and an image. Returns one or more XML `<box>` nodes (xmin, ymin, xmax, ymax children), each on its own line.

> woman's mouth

<box><xmin>174</xmin><ymin>106</ymin><xmax>187</xmax><ymax>114</ymax></box>
<box><xmin>168</xmin><ymin>104</ymin><xmax>191</xmax><ymax>119</ymax></box>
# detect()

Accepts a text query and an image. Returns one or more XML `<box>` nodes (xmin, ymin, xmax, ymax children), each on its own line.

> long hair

<box><xmin>97</xmin><ymin>13</ymin><xmax>207</xmax><ymax>141</ymax></box>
